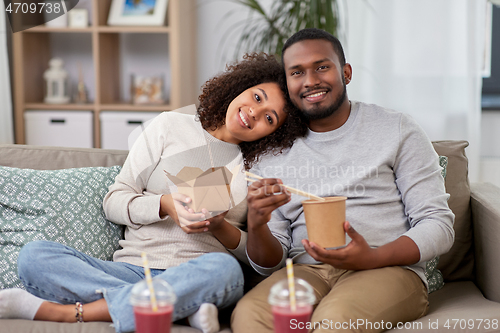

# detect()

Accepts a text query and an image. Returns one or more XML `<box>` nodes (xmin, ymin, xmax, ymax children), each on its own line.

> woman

<box><xmin>0</xmin><ymin>53</ymin><xmax>307</xmax><ymax>333</ymax></box>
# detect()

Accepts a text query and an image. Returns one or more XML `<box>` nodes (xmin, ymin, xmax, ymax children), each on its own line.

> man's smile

<box><xmin>301</xmin><ymin>89</ymin><xmax>329</xmax><ymax>103</ymax></box>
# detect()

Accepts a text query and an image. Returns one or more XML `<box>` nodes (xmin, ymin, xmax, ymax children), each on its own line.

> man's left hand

<box><xmin>302</xmin><ymin>221</ymin><xmax>379</xmax><ymax>270</ymax></box>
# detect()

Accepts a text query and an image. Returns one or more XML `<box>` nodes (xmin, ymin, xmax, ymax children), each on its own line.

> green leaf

<box><xmin>221</xmin><ymin>0</ymin><xmax>348</xmax><ymax>58</ymax></box>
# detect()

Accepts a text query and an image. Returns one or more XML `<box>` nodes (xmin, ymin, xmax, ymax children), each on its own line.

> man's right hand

<box><xmin>246</xmin><ymin>178</ymin><xmax>290</xmax><ymax>267</ymax></box>
<box><xmin>247</xmin><ymin>178</ymin><xmax>291</xmax><ymax>229</ymax></box>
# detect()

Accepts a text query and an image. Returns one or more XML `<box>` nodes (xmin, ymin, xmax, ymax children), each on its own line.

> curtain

<box><xmin>0</xmin><ymin>1</ymin><xmax>14</xmax><ymax>144</ymax></box>
<box><xmin>344</xmin><ymin>0</ymin><xmax>487</xmax><ymax>182</ymax></box>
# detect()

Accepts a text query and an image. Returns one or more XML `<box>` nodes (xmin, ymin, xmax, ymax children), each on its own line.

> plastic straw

<box><xmin>286</xmin><ymin>258</ymin><xmax>296</xmax><ymax>311</ymax></box>
<box><xmin>141</xmin><ymin>252</ymin><xmax>158</xmax><ymax>312</ymax></box>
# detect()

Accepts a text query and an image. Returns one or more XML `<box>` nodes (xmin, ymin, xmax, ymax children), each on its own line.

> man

<box><xmin>231</xmin><ymin>28</ymin><xmax>455</xmax><ymax>332</ymax></box>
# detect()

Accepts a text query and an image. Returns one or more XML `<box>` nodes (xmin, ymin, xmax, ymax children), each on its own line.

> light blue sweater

<box><xmin>248</xmin><ymin>101</ymin><xmax>455</xmax><ymax>289</ymax></box>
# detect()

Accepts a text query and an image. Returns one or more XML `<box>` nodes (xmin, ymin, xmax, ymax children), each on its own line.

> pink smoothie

<box><xmin>133</xmin><ymin>304</ymin><xmax>173</xmax><ymax>333</ymax></box>
<box><xmin>272</xmin><ymin>304</ymin><xmax>313</xmax><ymax>333</ymax></box>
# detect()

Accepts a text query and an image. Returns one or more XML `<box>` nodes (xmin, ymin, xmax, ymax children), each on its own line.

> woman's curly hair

<box><xmin>197</xmin><ymin>53</ymin><xmax>307</xmax><ymax>170</ymax></box>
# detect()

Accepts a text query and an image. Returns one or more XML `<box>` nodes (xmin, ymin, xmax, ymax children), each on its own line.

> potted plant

<box><xmin>220</xmin><ymin>0</ymin><xmax>344</xmax><ymax>58</ymax></box>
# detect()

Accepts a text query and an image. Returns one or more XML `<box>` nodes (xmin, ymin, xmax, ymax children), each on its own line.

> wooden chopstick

<box><xmin>245</xmin><ymin>171</ymin><xmax>325</xmax><ymax>201</ymax></box>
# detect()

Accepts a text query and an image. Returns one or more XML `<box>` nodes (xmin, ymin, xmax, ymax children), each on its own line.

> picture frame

<box><xmin>108</xmin><ymin>0</ymin><xmax>168</xmax><ymax>26</ymax></box>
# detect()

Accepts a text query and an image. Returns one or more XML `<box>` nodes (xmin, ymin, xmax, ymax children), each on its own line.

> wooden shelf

<box><xmin>25</xmin><ymin>103</ymin><xmax>96</xmax><ymax>110</ymax></box>
<box><xmin>24</xmin><ymin>26</ymin><xmax>172</xmax><ymax>34</ymax></box>
<box><xmin>99</xmin><ymin>103</ymin><xmax>171</xmax><ymax>111</ymax></box>
<box><xmin>97</xmin><ymin>26</ymin><xmax>171</xmax><ymax>34</ymax></box>
<box><xmin>12</xmin><ymin>0</ymin><xmax>197</xmax><ymax>148</ymax></box>
<box><xmin>24</xmin><ymin>27</ymin><xmax>94</xmax><ymax>33</ymax></box>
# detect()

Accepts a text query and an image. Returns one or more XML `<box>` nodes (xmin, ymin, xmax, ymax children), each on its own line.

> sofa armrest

<box><xmin>470</xmin><ymin>182</ymin><xmax>500</xmax><ymax>303</ymax></box>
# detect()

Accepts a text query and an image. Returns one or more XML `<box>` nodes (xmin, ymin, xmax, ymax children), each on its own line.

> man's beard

<box><xmin>300</xmin><ymin>79</ymin><xmax>347</xmax><ymax>121</ymax></box>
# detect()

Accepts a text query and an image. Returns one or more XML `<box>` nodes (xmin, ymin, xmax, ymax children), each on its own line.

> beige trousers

<box><xmin>231</xmin><ymin>264</ymin><xmax>428</xmax><ymax>333</ymax></box>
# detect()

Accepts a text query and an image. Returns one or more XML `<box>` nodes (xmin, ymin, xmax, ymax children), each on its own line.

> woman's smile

<box><xmin>238</xmin><ymin>110</ymin><xmax>251</xmax><ymax>129</ymax></box>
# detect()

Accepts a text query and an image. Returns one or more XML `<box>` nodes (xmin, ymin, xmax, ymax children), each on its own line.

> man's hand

<box><xmin>303</xmin><ymin>221</ymin><xmax>378</xmax><ymax>270</ymax></box>
<box><xmin>303</xmin><ymin>221</ymin><xmax>420</xmax><ymax>270</ymax></box>
<box><xmin>247</xmin><ymin>178</ymin><xmax>291</xmax><ymax>229</ymax></box>
<box><xmin>246</xmin><ymin>178</ymin><xmax>290</xmax><ymax>267</ymax></box>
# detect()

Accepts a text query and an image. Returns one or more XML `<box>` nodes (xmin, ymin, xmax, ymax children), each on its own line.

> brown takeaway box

<box><xmin>165</xmin><ymin>165</ymin><xmax>240</xmax><ymax>213</ymax></box>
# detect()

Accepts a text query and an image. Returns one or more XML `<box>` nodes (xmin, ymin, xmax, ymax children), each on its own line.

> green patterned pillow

<box><xmin>439</xmin><ymin>155</ymin><xmax>448</xmax><ymax>179</ymax></box>
<box><xmin>424</xmin><ymin>155</ymin><xmax>448</xmax><ymax>293</ymax></box>
<box><xmin>425</xmin><ymin>256</ymin><xmax>444</xmax><ymax>293</ymax></box>
<box><xmin>0</xmin><ymin>165</ymin><xmax>123</xmax><ymax>289</ymax></box>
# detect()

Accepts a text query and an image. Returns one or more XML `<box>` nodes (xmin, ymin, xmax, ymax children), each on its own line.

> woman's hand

<box><xmin>204</xmin><ymin>211</ymin><xmax>229</xmax><ymax>232</ymax></box>
<box><xmin>160</xmin><ymin>193</ymin><xmax>209</xmax><ymax>233</ymax></box>
<box><xmin>180</xmin><ymin>210</ymin><xmax>230</xmax><ymax>235</ymax></box>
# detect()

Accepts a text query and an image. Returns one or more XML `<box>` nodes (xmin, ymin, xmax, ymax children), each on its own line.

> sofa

<box><xmin>0</xmin><ymin>141</ymin><xmax>499</xmax><ymax>333</ymax></box>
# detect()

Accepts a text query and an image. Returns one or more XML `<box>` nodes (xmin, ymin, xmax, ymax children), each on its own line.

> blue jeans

<box><xmin>17</xmin><ymin>240</ymin><xmax>244</xmax><ymax>333</ymax></box>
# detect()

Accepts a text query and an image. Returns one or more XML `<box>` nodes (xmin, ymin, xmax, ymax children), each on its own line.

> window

<box><xmin>483</xmin><ymin>4</ymin><xmax>500</xmax><ymax>109</ymax></box>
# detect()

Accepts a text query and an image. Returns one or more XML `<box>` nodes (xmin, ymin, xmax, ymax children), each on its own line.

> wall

<box><xmin>195</xmin><ymin>0</ymin><xmax>500</xmax><ymax>187</ymax></box>
<box><xmin>0</xmin><ymin>0</ymin><xmax>14</xmax><ymax>144</ymax></box>
<box><xmin>196</xmin><ymin>0</ymin><xmax>272</xmax><ymax>90</ymax></box>
<box><xmin>480</xmin><ymin>111</ymin><xmax>500</xmax><ymax>187</ymax></box>
<box><xmin>2</xmin><ymin>0</ymin><xmax>499</xmax><ymax>184</ymax></box>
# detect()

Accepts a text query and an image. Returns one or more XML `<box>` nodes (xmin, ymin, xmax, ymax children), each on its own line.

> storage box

<box><xmin>100</xmin><ymin>111</ymin><xmax>162</xmax><ymax>150</ymax></box>
<box><xmin>25</xmin><ymin>110</ymin><xmax>93</xmax><ymax>148</ymax></box>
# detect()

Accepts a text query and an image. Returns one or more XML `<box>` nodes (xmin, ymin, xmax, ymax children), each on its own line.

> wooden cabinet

<box><xmin>12</xmin><ymin>0</ymin><xmax>197</xmax><ymax>147</ymax></box>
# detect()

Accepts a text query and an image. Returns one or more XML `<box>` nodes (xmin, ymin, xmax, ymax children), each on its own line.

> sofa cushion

<box><xmin>0</xmin><ymin>321</ymin><xmax>212</xmax><ymax>333</ymax></box>
<box><xmin>431</xmin><ymin>141</ymin><xmax>473</xmax><ymax>282</ymax></box>
<box><xmin>387</xmin><ymin>281</ymin><xmax>500</xmax><ymax>332</ymax></box>
<box><xmin>0</xmin><ymin>165</ymin><xmax>123</xmax><ymax>289</ymax></box>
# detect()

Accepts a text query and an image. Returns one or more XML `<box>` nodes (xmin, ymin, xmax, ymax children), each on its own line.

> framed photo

<box><xmin>108</xmin><ymin>0</ymin><xmax>168</xmax><ymax>26</ymax></box>
<box><xmin>132</xmin><ymin>75</ymin><xmax>165</xmax><ymax>105</ymax></box>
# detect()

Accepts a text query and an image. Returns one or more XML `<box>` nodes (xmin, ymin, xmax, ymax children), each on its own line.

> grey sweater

<box><xmin>103</xmin><ymin>109</ymin><xmax>248</xmax><ymax>269</ymax></box>
<box><xmin>248</xmin><ymin>101</ymin><xmax>455</xmax><ymax>288</ymax></box>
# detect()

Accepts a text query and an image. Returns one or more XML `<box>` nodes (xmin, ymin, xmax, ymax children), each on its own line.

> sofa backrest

<box><xmin>0</xmin><ymin>144</ymin><xmax>128</xmax><ymax>169</ymax></box>
<box><xmin>432</xmin><ymin>141</ymin><xmax>473</xmax><ymax>282</ymax></box>
<box><xmin>0</xmin><ymin>142</ymin><xmax>474</xmax><ymax>282</ymax></box>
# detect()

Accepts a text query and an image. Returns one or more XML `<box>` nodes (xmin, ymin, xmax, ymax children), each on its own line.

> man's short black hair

<box><xmin>282</xmin><ymin>28</ymin><xmax>346</xmax><ymax>67</ymax></box>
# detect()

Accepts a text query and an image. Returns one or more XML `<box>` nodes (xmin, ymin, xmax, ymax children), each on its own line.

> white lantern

<box><xmin>44</xmin><ymin>58</ymin><xmax>70</xmax><ymax>104</ymax></box>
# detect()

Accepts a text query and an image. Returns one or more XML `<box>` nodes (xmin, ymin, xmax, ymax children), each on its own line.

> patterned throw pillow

<box><xmin>425</xmin><ymin>256</ymin><xmax>444</xmax><ymax>293</ymax></box>
<box><xmin>424</xmin><ymin>155</ymin><xmax>448</xmax><ymax>294</ymax></box>
<box><xmin>0</xmin><ymin>165</ymin><xmax>123</xmax><ymax>289</ymax></box>
<box><xmin>439</xmin><ymin>155</ymin><xmax>448</xmax><ymax>180</ymax></box>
